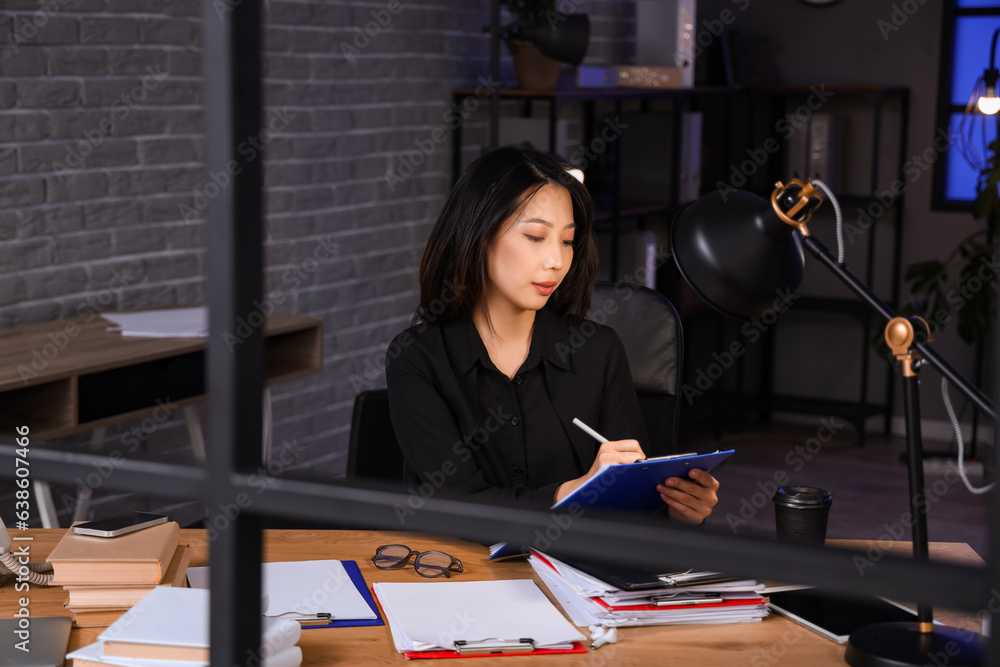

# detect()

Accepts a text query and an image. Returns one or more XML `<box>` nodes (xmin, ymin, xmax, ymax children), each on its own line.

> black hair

<box><xmin>418</xmin><ymin>146</ymin><xmax>597</xmax><ymax>323</ymax></box>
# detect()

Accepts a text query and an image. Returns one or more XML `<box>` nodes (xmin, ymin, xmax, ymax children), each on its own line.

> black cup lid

<box><xmin>773</xmin><ymin>485</ymin><xmax>832</xmax><ymax>507</ymax></box>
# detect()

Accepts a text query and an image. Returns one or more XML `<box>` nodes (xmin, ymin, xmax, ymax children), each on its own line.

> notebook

<box><xmin>48</xmin><ymin>521</ymin><xmax>180</xmax><ymax>585</ymax></box>
<box><xmin>98</xmin><ymin>588</ymin><xmax>300</xmax><ymax>662</ymax></box>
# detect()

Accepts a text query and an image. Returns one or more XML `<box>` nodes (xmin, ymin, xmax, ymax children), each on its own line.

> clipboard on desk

<box><xmin>301</xmin><ymin>560</ymin><xmax>383</xmax><ymax>629</ymax></box>
<box><xmin>372</xmin><ymin>579</ymin><xmax>587</xmax><ymax>659</ymax></box>
<box><xmin>186</xmin><ymin>559</ymin><xmax>383</xmax><ymax>629</ymax></box>
<box><xmin>552</xmin><ymin>449</ymin><xmax>735</xmax><ymax>513</ymax></box>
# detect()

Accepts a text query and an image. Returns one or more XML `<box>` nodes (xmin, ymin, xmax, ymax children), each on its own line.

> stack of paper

<box><xmin>373</xmin><ymin>579</ymin><xmax>586</xmax><ymax>657</ymax></box>
<box><xmin>186</xmin><ymin>559</ymin><xmax>381</xmax><ymax>628</ymax></box>
<box><xmin>66</xmin><ymin>587</ymin><xmax>303</xmax><ymax>667</ymax></box>
<box><xmin>48</xmin><ymin>521</ymin><xmax>187</xmax><ymax>627</ymax></box>
<box><xmin>530</xmin><ymin>552</ymin><xmax>769</xmax><ymax>628</ymax></box>
<box><xmin>102</xmin><ymin>308</ymin><xmax>208</xmax><ymax>338</ymax></box>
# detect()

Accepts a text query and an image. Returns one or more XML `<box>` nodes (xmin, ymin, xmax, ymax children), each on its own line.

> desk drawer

<box><xmin>78</xmin><ymin>352</ymin><xmax>204</xmax><ymax>423</ymax></box>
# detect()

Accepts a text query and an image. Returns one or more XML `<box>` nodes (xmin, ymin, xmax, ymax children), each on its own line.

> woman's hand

<box><xmin>656</xmin><ymin>469</ymin><xmax>720</xmax><ymax>525</ymax></box>
<box><xmin>554</xmin><ymin>439</ymin><xmax>645</xmax><ymax>503</ymax></box>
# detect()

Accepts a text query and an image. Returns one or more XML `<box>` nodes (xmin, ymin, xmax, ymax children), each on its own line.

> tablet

<box><xmin>766</xmin><ymin>586</ymin><xmax>920</xmax><ymax>644</ymax></box>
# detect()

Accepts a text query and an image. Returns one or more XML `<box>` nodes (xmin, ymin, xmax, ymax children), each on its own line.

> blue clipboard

<box><xmin>552</xmin><ymin>449</ymin><xmax>735</xmax><ymax>513</ymax></box>
<box><xmin>302</xmin><ymin>560</ymin><xmax>384</xmax><ymax>629</ymax></box>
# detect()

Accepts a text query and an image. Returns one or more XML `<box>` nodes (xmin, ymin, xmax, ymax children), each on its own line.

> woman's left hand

<box><xmin>656</xmin><ymin>469</ymin><xmax>720</xmax><ymax>525</ymax></box>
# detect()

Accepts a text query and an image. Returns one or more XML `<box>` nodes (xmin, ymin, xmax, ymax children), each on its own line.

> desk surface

<box><xmin>3</xmin><ymin>530</ymin><xmax>984</xmax><ymax>666</ymax></box>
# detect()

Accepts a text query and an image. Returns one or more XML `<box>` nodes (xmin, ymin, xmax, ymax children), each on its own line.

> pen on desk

<box><xmin>572</xmin><ymin>418</ymin><xmax>608</xmax><ymax>443</ymax></box>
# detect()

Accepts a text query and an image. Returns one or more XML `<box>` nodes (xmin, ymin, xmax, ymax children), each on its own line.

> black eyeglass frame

<box><xmin>371</xmin><ymin>544</ymin><xmax>465</xmax><ymax>578</ymax></box>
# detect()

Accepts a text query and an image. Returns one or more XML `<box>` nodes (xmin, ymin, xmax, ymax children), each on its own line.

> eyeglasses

<box><xmin>372</xmin><ymin>544</ymin><xmax>464</xmax><ymax>578</ymax></box>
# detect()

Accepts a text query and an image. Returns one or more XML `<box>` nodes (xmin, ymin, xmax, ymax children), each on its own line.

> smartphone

<box><xmin>767</xmin><ymin>586</ymin><xmax>920</xmax><ymax>644</ymax></box>
<box><xmin>72</xmin><ymin>512</ymin><xmax>168</xmax><ymax>538</ymax></box>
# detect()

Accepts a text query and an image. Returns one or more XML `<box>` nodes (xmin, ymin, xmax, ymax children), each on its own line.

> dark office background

<box><xmin>0</xmin><ymin>0</ymin><xmax>990</xmax><ymax>524</ymax></box>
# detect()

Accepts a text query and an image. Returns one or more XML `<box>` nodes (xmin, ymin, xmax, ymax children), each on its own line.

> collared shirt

<box><xmin>386</xmin><ymin>305</ymin><xmax>650</xmax><ymax>510</ymax></box>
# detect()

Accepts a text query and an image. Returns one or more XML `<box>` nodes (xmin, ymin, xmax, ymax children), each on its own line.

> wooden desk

<box><xmin>0</xmin><ymin>313</ymin><xmax>321</xmax><ymax>527</ymax></box>
<box><xmin>1</xmin><ymin>530</ymin><xmax>984</xmax><ymax>666</ymax></box>
<box><xmin>0</xmin><ymin>313</ymin><xmax>322</xmax><ymax>439</ymax></box>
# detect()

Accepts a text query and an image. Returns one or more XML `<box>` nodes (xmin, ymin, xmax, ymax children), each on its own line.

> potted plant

<box><xmin>502</xmin><ymin>0</ymin><xmax>561</xmax><ymax>90</ymax></box>
<box><xmin>899</xmin><ymin>140</ymin><xmax>998</xmax><ymax>347</ymax></box>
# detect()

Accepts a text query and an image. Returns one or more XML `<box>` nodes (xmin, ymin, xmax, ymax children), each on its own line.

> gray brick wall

<box><xmin>0</xmin><ymin>0</ymin><xmax>635</xmax><ymax>526</ymax></box>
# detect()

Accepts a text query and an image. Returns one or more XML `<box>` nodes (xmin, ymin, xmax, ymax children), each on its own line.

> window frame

<box><xmin>933</xmin><ymin>2</ymin><xmax>1000</xmax><ymax>210</ymax></box>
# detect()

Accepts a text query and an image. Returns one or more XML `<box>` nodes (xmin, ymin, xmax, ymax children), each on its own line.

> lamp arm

<box><xmin>800</xmin><ymin>234</ymin><xmax>997</xmax><ymax>421</ymax></box>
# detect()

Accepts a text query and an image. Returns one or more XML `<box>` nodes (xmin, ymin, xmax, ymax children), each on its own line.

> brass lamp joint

<box><xmin>885</xmin><ymin>317</ymin><xmax>931</xmax><ymax>378</ymax></box>
<box><xmin>771</xmin><ymin>179</ymin><xmax>822</xmax><ymax>236</ymax></box>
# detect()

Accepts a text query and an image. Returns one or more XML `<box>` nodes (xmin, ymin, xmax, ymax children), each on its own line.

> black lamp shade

<box><xmin>514</xmin><ymin>14</ymin><xmax>590</xmax><ymax>66</ymax></box>
<box><xmin>671</xmin><ymin>190</ymin><xmax>805</xmax><ymax>319</ymax></box>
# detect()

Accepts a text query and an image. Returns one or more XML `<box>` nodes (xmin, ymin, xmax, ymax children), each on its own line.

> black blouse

<box><xmin>385</xmin><ymin>306</ymin><xmax>650</xmax><ymax>510</ymax></box>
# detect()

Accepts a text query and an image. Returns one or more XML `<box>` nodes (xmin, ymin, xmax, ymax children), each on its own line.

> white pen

<box><xmin>572</xmin><ymin>418</ymin><xmax>608</xmax><ymax>443</ymax></box>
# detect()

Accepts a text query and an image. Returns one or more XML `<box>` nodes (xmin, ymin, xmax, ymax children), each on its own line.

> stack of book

<box><xmin>47</xmin><ymin>521</ymin><xmax>188</xmax><ymax>627</ymax></box>
<box><xmin>67</xmin><ymin>588</ymin><xmax>303</xmax><ymax>667</ymax></box>
<box><xmin>529</xmin><ymin>551</ymin><xmax>769</xmax><ymax>627</ymax></box>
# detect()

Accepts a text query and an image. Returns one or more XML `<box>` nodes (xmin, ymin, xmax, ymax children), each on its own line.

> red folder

<box><xmin>593</xmin><ymin>596</ymin><xmax>767</xmax><ymax>613</ymax></box>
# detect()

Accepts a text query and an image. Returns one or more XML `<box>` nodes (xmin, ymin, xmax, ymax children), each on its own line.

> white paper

<box><xmin>373</xmin><ymin>579</ymin><xmax>584</xmax><ymax>653</ymax></box>
<box><xmin>103</xmin><ymin>308</ymin><xmax>208</xmax><ymax>338</ymax></box>
<box><xmin>187</xmin><ymin>560</ymin><xmax>376</xmax><ymax>621</ymax></box>
<box><xmin>67</xmin><ymin>641</ymin><xmax>303</xmax><ymax>667</ymax></box>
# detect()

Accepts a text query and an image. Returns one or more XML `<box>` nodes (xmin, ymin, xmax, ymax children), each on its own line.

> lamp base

<box><xmin>845</xmin><ymin>622</ymin><xmax>984</xmax><ymax>667</ymax></box>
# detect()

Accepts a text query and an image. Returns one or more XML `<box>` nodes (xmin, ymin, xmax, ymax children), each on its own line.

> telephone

<box><xmin>0</xmin><ymin>514</ymin><xmax>53</xmax><ymax>586</ymax></box>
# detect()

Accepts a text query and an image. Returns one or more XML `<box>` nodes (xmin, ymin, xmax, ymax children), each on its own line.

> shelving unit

<box><xmin>450</xmin><ymin>84</ymin><xmax>910</xmax><ymax>444</ymax></box>
<box><xmin>749</xmin><ymin>86</ymin><xmax>910</xmax><ymax>444</ymax></box>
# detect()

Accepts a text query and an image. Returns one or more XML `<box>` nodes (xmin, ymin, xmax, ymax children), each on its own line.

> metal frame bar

<box><xmin>0</xmin><ymin>2</ymin><xmax>995</xmax><ymax>665</ymax></box>
<box><xmin>202</xmin><ymin>0</ymin><xmax>264</xmax><ymax>664</ymax></box>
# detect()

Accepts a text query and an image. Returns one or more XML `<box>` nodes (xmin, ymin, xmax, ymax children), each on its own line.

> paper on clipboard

<box><xmin>187</xmin><ymin>560</ymin><xmax>376</xmax><ymax>621</ymax></box>
<box><xmin>373</xmin><ymin>579</ymin><xmax>585</xmax><ymax>654</ymax></box>
<box><xmin>552</xmin><ymin>449</ymin><xmax>735</xmax><ymax>512</ymax></box>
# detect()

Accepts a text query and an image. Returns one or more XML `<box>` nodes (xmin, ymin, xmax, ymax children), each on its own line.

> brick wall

<box><xmin>0</xmin><ymin>0</ymin><xmax>635</xmax><ymax>526</ymax></box>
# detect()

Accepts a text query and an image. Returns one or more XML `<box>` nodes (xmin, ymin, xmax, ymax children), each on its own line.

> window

<box><xmin>933</xmin><ymin>1</ymin><xmax>1000</xmax><ymax>209</ymax></box>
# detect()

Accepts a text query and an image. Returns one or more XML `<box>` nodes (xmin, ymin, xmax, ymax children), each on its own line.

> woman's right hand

<box><xmin>554</xmin><ymin>439</ymin><xmax>645</xmax><ymax>503</ymax></box>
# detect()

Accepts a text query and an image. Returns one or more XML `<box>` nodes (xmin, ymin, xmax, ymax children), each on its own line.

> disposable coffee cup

<box><xmin>772</xmin><ymin>486</ymin><xmax>832</xmax><ymax>545</ymax></box>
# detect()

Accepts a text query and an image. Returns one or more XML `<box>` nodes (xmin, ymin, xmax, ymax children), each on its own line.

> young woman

<box><xmin>385</xmin><ymin>147</ymin><xmax>719</xmax><ymax>524</ymax></box>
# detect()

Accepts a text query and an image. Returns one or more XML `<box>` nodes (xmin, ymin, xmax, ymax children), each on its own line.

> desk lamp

<box><xmin>671</xmin><ymin>180</ymin><xmax>991</xmax><ymax>666</ymax></box>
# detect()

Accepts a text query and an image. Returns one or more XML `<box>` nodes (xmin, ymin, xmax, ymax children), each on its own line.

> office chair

<box><xmin>587</xmin><ymin>281</ymin><xmax>683</xmax><ymax>458</ymax></box>
<box><xmin>347</xmin><ymin>281</ymin><xmax>683</xmax><ymax>484</ymax></box>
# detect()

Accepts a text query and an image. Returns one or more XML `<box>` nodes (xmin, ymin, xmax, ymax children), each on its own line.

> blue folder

<box><xmin>489</xmin><ymin>450</ymin><xmax>736</xmax><ymax>559</ymax></box>
<box><xmin>551</xmin><ymin>449</ymin><xmax>735</xmax><ymax>513</ymax></box>
<box><xmin>301</xmin><ymin>560</ymin><xmax>384</xmax><ymax>629</ymax></box>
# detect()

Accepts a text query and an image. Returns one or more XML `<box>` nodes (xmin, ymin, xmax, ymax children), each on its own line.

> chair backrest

<box><xmin>586</xmin><ymin>281</ymin><xmax>683</xmax><ymax>457</ymax></box>
<box><xmin>347</xmin><ymin>282</ymin><xmax>683</xmax><ymax>483</ymax></box>
<box><xmin>346</xmin><ymin>389</ymin><xmax>410</xmax><ymax>484</ymax></box>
